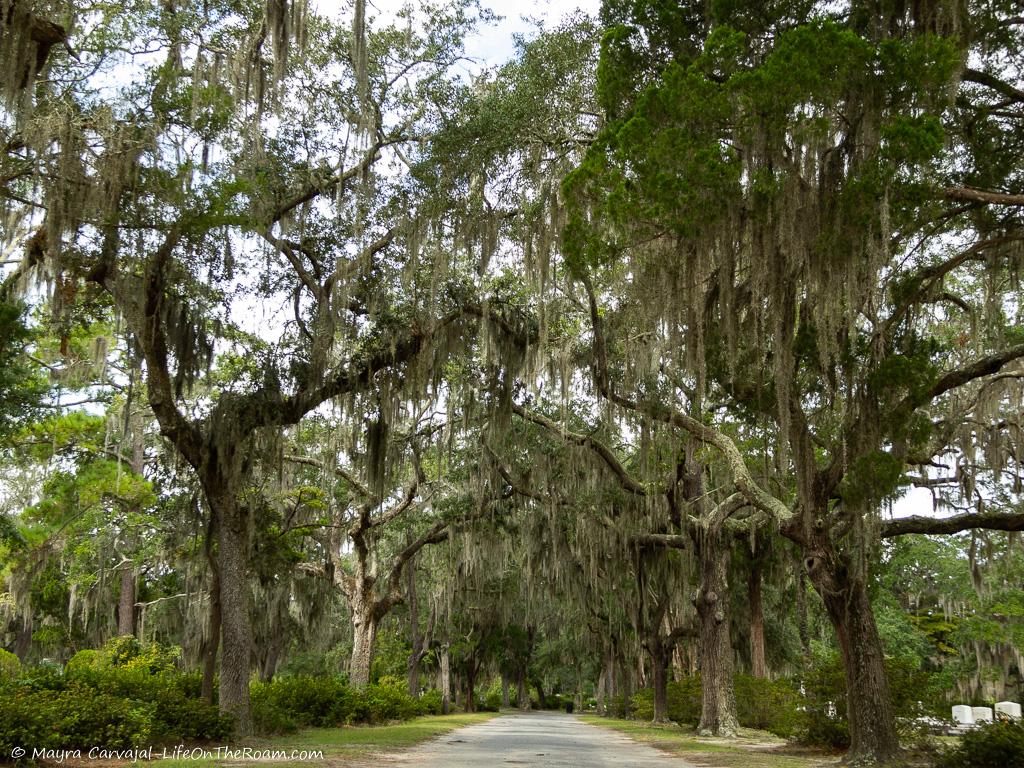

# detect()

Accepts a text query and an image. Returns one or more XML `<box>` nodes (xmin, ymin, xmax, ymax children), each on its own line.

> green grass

<box><xmin>151</xmin><ymin>712</ymin><xmax>500</xmax><ymax>767</ymax></box>
<box><xmin>577</xmin><ymin>715</ymin><xmax>840</xmax><ymax>768</ymax></box>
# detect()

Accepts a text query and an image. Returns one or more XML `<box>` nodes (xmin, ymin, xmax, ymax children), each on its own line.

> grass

<box><xmin>577</xmin><ymin>715</ymin><xmax>841</xmax><ymax>768</ymax></box>
<box><xmin>134</xmin><ymin>713</ymin><xmax>500</xmax><ymax>767</ymax></box>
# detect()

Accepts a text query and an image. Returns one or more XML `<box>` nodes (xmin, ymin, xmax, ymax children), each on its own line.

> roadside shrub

<box><xmin>419</xmin><ymin>689</ymin><xmax>443</xmax><ymax>714</ymax></box>
<box><xmin>0</xmin><ymin>637</ymin><xmax>230</xmax><ymax>752</ymax></box>
<box><xmin>632</xmin><ymin>674</ymin><xmax>800</xmax><ymax>737</ymax></box>
<box><xmin>735</xmin><ymin>676</ymin><xmax>803</xmax><ymax>738</ymax></box>
<box><xmin>796</xmin><ymin>653</ymin><xmax>941</xmax><ymax>749</ymax></box>
<box><xmin>631</xmin><ymin>675</ymin><xmax>701</xmax><ymax>725</ymax></box>
<box><xmin>932</xmin><ymin>718</ymin><xmax>1024</xmax><ymax>768</ymax></box>
<box><xmin>250</xmin><ymin>674</ymin><xmax>427</xmax><ymax>732</ymax></box>
<box><xmin>0</xmin><ymin>648</ymin><xmax>21</xmax><ymax>678</ymax></box>
<box><xmin>250</xmin><ymin>675</ymin><xmax>351</xmax><ymax>728</ymax></box>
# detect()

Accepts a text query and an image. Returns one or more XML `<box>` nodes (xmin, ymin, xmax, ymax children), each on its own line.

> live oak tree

<box><xmin>0</xmin><ymin>0</ymin><xmax>528</xmax><ymax>732</ymax></box>
<box><xmin>565</xmin><ymin>0</ymin><xmax>1024</xmax><ymax>762</ymax></box>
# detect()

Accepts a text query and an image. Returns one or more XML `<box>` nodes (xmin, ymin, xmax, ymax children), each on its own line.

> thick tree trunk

<box><xmin>349</xmin><ymin>598</ymin><xmax>378</xmax><ymax>689</ymax></box>
<box><xmin>517</xmin><ymin>670</ymin><xmax>529</xmax><ymax>710</ymax></box>
<box><xmin>695</xmin><ymin>530</ymin><xmax>739</xmax><ymax>737</ymax></box>
<box><xmin>595</xmin><ymin>666</ymin><xmax>607</xmax><ymax>715</ymax></box>
<box><xmin>465</xmin><ymin>657</ymin><xmax>477</xmax><ymax>712</ymax></box>
<box><xmin>202</xmin><ymin>546</ymin><xmax>222</xmax><ymax>704</ymax></box>
<box><xmin>440</xmin><ymin>642</ymin><xmax>451</xmax><ymax>714</ymax></box>
<box><xmin>501</xmin><ymin>673</ymin><xmax>511</xmax><ymax>707</ymax></box>
<box><xmin>217</xmin><ymin>501</ymin><xmax>253</xmax><ymax>734</ymax></box>
<box><xmin>117</xmin><ymin>567</ymin><xmax>136</xmax><ymax>637</ymax></box>
<box><xmin>406</xmin><ymin>563</ymin><xmax>421</xmax><ymax>697</ymax></box>
<box><xmin>806</xmin><ymin>551</ymin><xmax>901</xmax><ymax>765</ymax></box>
<box><xmin>261</xmin><ymin>634</ymin><xmax>282</xmax><ymax>682</ymax></box>
<box><xmin>797</xmin><ymin>565</ymin><xmax>810</xmax><ymax>657</ymax></box>
<box><xmin>650</xmin><ymin>640</ymin><xmax>671</xmax><ymax>723</ymax></box>
<box><xmin>748</xmin><ymin>560</ymin><xmax>766</xmax><ymax>679</ymax></box>
<box><xmin>14</xmin><ymin>619</ymin><xmax>32</xmax><ymax>661</ymax></box>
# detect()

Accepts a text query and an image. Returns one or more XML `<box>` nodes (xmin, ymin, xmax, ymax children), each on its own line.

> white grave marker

<box><xmin>972</xmin><ymin>706</ymin><xmax>993</xmax><ymax>723</ymax></box>
<box><xmin>952</xmin><ymin>705</ymin><xmax>974</xmax><ymax>724</ymax></box>
<box><xmin>995</xmin><ymin>701</ymin><xmax>1021</xmax><ymax>720</ymax></box>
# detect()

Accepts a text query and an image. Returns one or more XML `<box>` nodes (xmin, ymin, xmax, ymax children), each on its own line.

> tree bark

<box><xmin>805</xmin><ymin>549</ymin><xmax>901</xmax><ymax>764</ymax></box>
<box><xmin>201</xmin><ymin>533</ymin><xmax>222</xmax><ymax>704</ymax></box>
<box><xmin>517</xmin><ymin>669</ymin><xmax>529</xmax><ymax>710</ymax></box>
<box><xmin>595</xmin><ymin>666</ymin><xmax>607</xmax><ymax>716</ymax></box>
<box><xmin>695</xmin><ymin>529</ymin><xmax>739</xmax><ymax>737</ymax></box>
<box><xmin>117</xmin><ymin>567</ymin><xmax>136</xmax><ymax>637</ymax></box>
<box><xmin>217</xmin><ymin>500</ymin><xmax>253</xmax><ymax>734</ymax></box>
<box><xmin>349</xmin><ymin>598</ymin><xmax>378</xmax><ymax>689</ymax></box>
<box><xmin>748</xmin><ymin>558</ymin><xmax>766</xmax><ymax>679</ymax></box>
<box><xmin>406</xmin><ymin>562</ymin><xmax>421</xmax><ymax>697</ymax></box>
<box><xmin>440</xmin><ymin>642</ymin><xmax>451</xmax><ymax>714</ymax></box>
<box><xmin>650</xmin><ymin>639</ymin><xmax>671</xmax><ymax>723</ymax></box>
<box><xmin>13</xmin><ymin>619</ymin><xmax>32</xmax><ymax>661</ymax></box>
<box><xmin>464</xmin><ymin>652</ymin><xmax>477</xmax><ymax>712</ymax></box>
<box><xmin>501</xmin><ymin>673</ymin><xmax>511</xmax><ymax>707</ymax></box>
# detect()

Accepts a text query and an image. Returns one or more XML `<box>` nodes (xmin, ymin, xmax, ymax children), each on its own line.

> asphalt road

<box><xmin>391</xmin><ymin>712</ymin><xmax>696</xmax><ymax>767</ymax></box>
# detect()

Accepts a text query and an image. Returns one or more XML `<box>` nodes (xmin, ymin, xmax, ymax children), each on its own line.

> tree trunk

<box><xmin>501</xmin><ymin>673</ymin><xmax>511</xmax><ymax>707</ymax></box>
<box><xmin>748</xmin><ymin>559</ymin><xmax>766</xmax><ymax>679</ymax></box>
<box><xmin>797</xmin><ymin>562</ymin><xmax>810</xmax><ymax>658</ymax></box>
<box><xmin>261</xmin><ymin>634</ymin><xmax>282</xmax><ymax>682</ymax></box>
<box><xmin>465</xmin><ymin>656</ymin><xmax>477</xmax><ymax>712</ymax></box>
<box><xmin>117</xmin><ymin>567</ymin><xmax>136</xmax><ymax>637</ymax></box>
<box><xmin>349</xmin><ymin>596</ymin><xmax>378</xmax><ymax>689</ymax></box>
<box><xmin>202</xmin><ymin>541</ymin><xmax>222</xmax><ymax>704</ymax></box>
<box><xmin>806</xmin><ymin>550</ymin><xmax>901</xmax><ymax>765</ymax></box>
<box><xmin>440</xmin><ymin>642</ymin><xmax>451</xmax><ymax>714</ymax></box>
<box><xmin>650</xmin><ymin>638</ymin><xmax>670</xmax><ymax>723</ymax></box>
<box><xmin>217</xmin><ymin>501</ymin><xmax>252</xmax><ymax>735</ymax></box>
<box><xmin>406</xmin><ymin>562</ymin><xmax>421</xmax><ymax>697</ymax></box>
<box><xmin>517</xmin><ymin>670</ymin><xmax>529</xmax><ymax>710</ymax></box>
<box><xmin>595</xmin><ymin>666</ymin><xmax>607</xmax><ymax>715</ymax></box>
<box><xmin>695</xmin><ymin>530</ymin><xmax>739</xmax><ymax>737</ymax></box>
<box><xmin>14</xmin><ymin>619</ymin><xmax>32</xmax><ymax>661</ymax></box>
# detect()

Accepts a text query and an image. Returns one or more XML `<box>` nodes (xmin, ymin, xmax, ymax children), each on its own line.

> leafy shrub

<box><xmin>933</xmin><ymin>718</ymin><xmax>1024</xmax><ymax>768</ymax></box>
<box><xmin>250</xmin><ymin>674</ymin><xmax>427</xmax><ymax>732</ymax></box>
<box><xmin>250</xmin><ymin>675</ymin><xmax>351</xmax><ymax>729</ymax></box>
<box><xmin>419</xmin><ymin>689</ymin><xmax>443</xmax><ymax>715</ymax></box>
<box><xmin>632</xmin><ymin>674</ymin><xmax>800</xmax><ymax>737</ymax></box>
<box><xmin>0</xmin><ymin>637</ymin><xmax>230</xmax><ymax>752</ymax></box>
<box><xmin>796</xmin><ymin>653</ymin><xmax>942</xmax><ymax>749</ymax></box>
<box><xmin>0</xmin><ymin>648</ymin><xmax>21</xmax><ymax>679</ymax></box>
<box><xmin>735</xmin><ymin>676</ymin><xmax>803</xmax><ymax>738</ymax></box>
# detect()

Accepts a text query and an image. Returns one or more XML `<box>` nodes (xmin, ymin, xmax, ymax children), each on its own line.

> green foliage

<box><xmin>933</xmin><ymin>718</ymin><xmax>1024</xmax><ymax>768</ymax></box>
<box><xmin>250</xmin><ymin>675</ymin><xmax>429</xmax><ymax>734</ymax></box>
<box><xmin>838</xmin><ymin>450</ymin><xmax>904</xmax><ymax>507</ymax></box>
<box><xmin>0</xmin><ymin>638</ymin><xmax>231</xmax><ymax>752</ymax></box>
<box><xmin>797</xmin><ymin>653</ymin><xmax>944</xmax><ymax>748</ymax></box>
<box><xmin>0</xmin><ymin>649</ymin><xmax>20</xmax><ymax>679</ymax></box>
<box><xmin>631</xmin><ymin>674</ymin><xmax>802</xmax><ymax>737</ymax></box>
<box><xmin>0</xmin><ymin>298</ymin><xmax>46</xmax><ymax>439</ymax></box>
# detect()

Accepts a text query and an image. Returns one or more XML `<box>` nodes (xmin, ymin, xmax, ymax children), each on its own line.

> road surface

<box><xmin>391</xmin><ymin>712</ymin><xmax>695</xmax><ymax>767</ymax></box>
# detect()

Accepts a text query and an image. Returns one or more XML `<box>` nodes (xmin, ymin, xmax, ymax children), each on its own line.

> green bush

<box><xmin>933</xmin><ymin>718</ymin><xmax>1024</xmax><ymax>768</ymax></box>
<box><xmin>250</xmin><ymin>674</ymin><xmax>428</xmax><ymax>732</ymax></box>
<box><xmin>0</xmin><ymin>637</ymin><xmax>231</xmax><ymax>752</ymax></box>
<box><xmin>632</xmin><ymin>675</ymin><xmax>800</xmax><ymax>737</ymax></box>
<box><xmin>735</xmin><ymin>676</ymin><xmax>803</xmax><ymax>738</ymax></box>
<box><xmin>419</xmin><ymin>689</ymin><xmax>443</xmax><ymax>714</ymax></box>
<box><xmin>796</xmin><ymin>653</ymin><xmax>942</xmax><ymax>749</ymax></box>
<box><xmin>0</xmin><ymin>648</ymin><xmax>21</xmax><ymax>679</ymax></box>
<box><xmin>250</xmin><ymin>675</ymin><xmax>351</xmax><ymax>729</ymax></box>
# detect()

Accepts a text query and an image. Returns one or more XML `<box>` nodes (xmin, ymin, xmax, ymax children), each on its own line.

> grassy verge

<box><xmin>79</xmin><ymin>713</ymin><xmax>500</xmax><ymax>768</ymax></box>
<box><xmin>577</xmin><ymin>715</ymin><xmax>840</xmax><ymax>768</ymax></box>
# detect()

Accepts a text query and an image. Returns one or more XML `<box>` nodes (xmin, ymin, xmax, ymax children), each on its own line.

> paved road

<box><xmin>391</xmin><ymin>712</ymin><xmax>695</xmax><ymax>767</ymax></box>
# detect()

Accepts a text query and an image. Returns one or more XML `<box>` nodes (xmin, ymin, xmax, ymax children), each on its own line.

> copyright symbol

<box><xmin>11</xmin><ymin>747</ymin><xmax>25</xmax><ymax>759</ymax></box>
